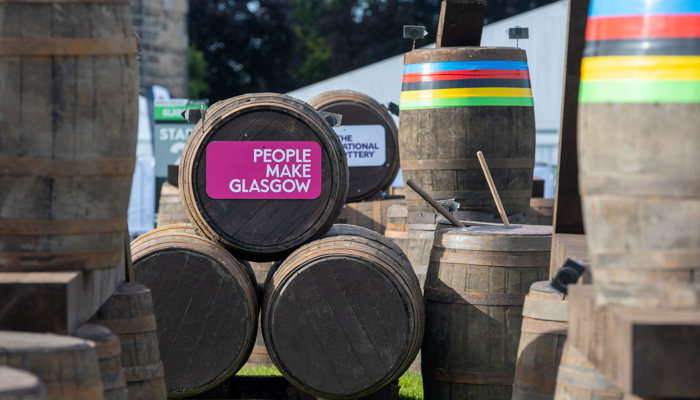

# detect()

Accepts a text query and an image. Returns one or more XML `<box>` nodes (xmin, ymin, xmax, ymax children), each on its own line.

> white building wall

<box><xmin>287</xmin><ymin>0</ymin><xmax>568</xmax><ymax>196</ymax></box>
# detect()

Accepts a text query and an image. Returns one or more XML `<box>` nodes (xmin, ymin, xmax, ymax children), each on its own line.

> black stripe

<box><xmin>584</xmin><ymin>38</ymin><xmax>700</xmax><ymax>57</ymax></box>
<box><xmin>401</xmin><ymin>78</ymin><xmax>531</xmax><ymax>92</ymax></box>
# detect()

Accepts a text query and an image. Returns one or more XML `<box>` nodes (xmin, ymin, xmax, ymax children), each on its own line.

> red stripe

<box><xmin>586</xmin><ymin>14</ymin><xmax>700</xmax><ymax>40</ymax></box>
<box><xmin>402</xmin><ymin>69</ymin><xmax>530</xmax><ymax>83</ymax></box>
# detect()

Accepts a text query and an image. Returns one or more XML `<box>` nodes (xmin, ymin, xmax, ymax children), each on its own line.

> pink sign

<box><xmin>206</xmin><ymin>141</ymin><xmax>322</xmax><ymax>199</ymax></box>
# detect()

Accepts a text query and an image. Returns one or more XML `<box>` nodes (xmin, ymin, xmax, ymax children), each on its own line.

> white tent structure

<box><xmin>288</xmin><ymin>0</ymin><xmax>568</xmax><ymax>196</ymax></box>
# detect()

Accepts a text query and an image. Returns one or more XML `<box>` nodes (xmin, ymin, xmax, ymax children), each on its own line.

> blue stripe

<box><xmin>403</xmin><ymin>61</ymin><xmax>529</xmax><ymax>74</ymax></box>
<box><xmin>589</xmin><ymin>0</ymin><xmax>700</xmax><ymax>17</ymax></box>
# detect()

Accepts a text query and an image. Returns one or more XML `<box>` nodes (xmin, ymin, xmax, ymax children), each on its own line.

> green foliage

<box><xmin>188</xmin><ymin>44</ymin><xmax>210</xmax><ymax>99</ymax></box>
<box><xmin>399</xmin><ymin>371</ymin><xmax>424</xmax><ymax>400</ymax></box>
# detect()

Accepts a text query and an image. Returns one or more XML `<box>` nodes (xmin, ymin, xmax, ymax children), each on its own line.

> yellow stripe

<box><xmin>582</xmin><ymin>56</ymin><xmax>700</xmax><ymax>81</ymax></box>
<box><xmin>399</xmin><ymin>87</ymin><xmax>532</xmax><ymax>101</ymax></box>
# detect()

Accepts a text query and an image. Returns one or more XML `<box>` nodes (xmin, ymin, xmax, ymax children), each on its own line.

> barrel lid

<box><xmin>435</xmin><ymin>224</ymin><xmax>552</xmax><ymax>251</ymax></box>
<box><xmin>0</xmin><ymin>331</ymin><xmax>95</xmax><ymax>353</ymax></box>
<box><xmin>404</xmin><ymin>46</ymin><xmax>528</xmax><ymax>64</ymax></box>
<box><xmin>442</xmin><ymin>223</ymin><xmax>552</xmax><ymax>236</ymax></box>
<box><xmin>0</xmin><ymin>366</ymin><xmax>44</xmax><ymax>396</ymax></box>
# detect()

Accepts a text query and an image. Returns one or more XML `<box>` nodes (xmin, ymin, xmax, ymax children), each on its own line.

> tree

<box><xmin>188</xmin><ymin>0</ymin><xmax>301</xmax><ymax>103</ymax></box>
<box><xmin>188</xmin><ymin>44</ymin><xmax>210</xmax><ymax>99</ymax></box>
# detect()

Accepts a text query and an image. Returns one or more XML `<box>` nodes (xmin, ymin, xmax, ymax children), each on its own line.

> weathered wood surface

<box><xmin>399</xmin><ymin>47</ymin><xmax>535</xmax><ymax>216</ymax></box>
<box><xmin>553</xmin><ymin>342</ymin><xmax>633</xmax><ymax>400</ymax></box>
<box><xmin>579</xmin><ymin>101</ymin><xmax>700</xmax><ymax>308</ymax></box>
<box><xmin>577</xmin><ymin>0</ymin><xmax>700</xmax><ymax>308</ymax></box>
<box><xmin>0</xmin><ymin>366</ymin><xmax>47</xmax><ymax>400</ymax></box>
<box><xmin>73</xmin><ymin>324</ymin><xmax>127</xmax><ymax>400</ymax></box>
<box><xmin>308</xmin><ymin>90</ymin><xmax>400</xmax><ymax>202</ymax></box>
<box><xmin>263</xmin><ymin>225</ymin><xmax>423</xmax><ymax>399</ymax></box>
<box><xmin>0</xmin><ymin>331</ymin><xmax>104</xmax><ymax>400</ymax></box>
<box><xmin>155</xmin><ymin>182</ymin><xmax>190</xmax><ymax>228</ymax></box>
<box><xmin>383</xmin><ymin>203</ymin><xmax>409</xmax><ymax>252</ymax></box>
<box><xmin>91</xmin><ymin>283</ymin><xmax>166</xmax><ymax>400</ymax></box>
<box><xmin>512</xmin><ymin>281</ymin><xmax>568</xmax><ymax>400</ymax></box>
<box><xmin>553</xmin><ymin>0</ymin><xmax>589</xmax><ymax>235</ymax></box>
<box><xmin>567</xmin><ymin>285</ymin><xmax>700</xmax><ymax>398</ymax></box>
<box><xmin>0</xmin><ymin>0</ymin><xmax>138</xmax><ymax>272</ymax></box>
<box><xmin>336</xmin><ymin>198</ymin><xmax>405</xmax><ymax>235</ymax></box>
<box><xmin>179</xmin><ymin>93</ymin><xmax>349</xmax><ymax>261</ymax></box>
<box><xmin>0</xmin><ymin>264</ymin><xmax>124</xmax><ymax>334</ymax></box>
<box><xmin>422</xmin><ymin>224</ymin><xmax>551</xmax><ymax>400</ymax></box>
<box><xmin>528</xmin><ymin>198</ymin><xmax>554</xmax><ymax>226</ymax></box>
<box><xmin>436</xmin><ymin>0</ymin><xmax>486</xmax><ymax>48</ymax></box>
<box><xmin>130</xmin><ymin>229</ymin><xmax>258</xmax><ymax>397</ymax></box>
<box><xmin>549</xmin><ymin>233</ymin><xmax>589</xmax><ymax>280</ymax></box>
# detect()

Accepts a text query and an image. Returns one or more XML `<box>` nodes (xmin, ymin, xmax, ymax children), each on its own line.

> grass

<box><xmin>237</xmin><ymin>366</ymin><xmax>424</xmax><ymax>400</ymax></box>
<box><xmin>398</xmin><ymin>371</ymin><xmax>424</xmax><ymax>400</ymax></box>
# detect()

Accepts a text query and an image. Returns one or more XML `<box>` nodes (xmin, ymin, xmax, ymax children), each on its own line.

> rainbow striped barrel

<box><xmin>578</xmin><ymin>0</ymin><xmax>700</xmax><ymax>308</ymax></box>
<box><xmin>398</xmin><ymin>47</ymin><xmax>536</xmax><ymax>220</ymax></box>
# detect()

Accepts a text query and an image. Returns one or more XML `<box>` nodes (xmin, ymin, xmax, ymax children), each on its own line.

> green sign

<box><xmin>153</xmin><ymin>99</ymin><xmax>208</xmax><ymax>178</ymax></box>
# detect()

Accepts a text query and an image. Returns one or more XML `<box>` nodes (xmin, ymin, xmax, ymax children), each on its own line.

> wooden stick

<box><xmin>406</xmin><ymin>179</ymin><xmax>465</xmax><ymax>227</ymax></box>
<box><xmin>476</xmin><ymin>151</ymin><xmax>510</xmax><ymax>226</ymax></box>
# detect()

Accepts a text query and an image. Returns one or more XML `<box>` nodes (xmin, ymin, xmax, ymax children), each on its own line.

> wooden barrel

<box><xmin>262</xmin><ymin>224</ymin><xmax>423</xmax><ymax>399</ymax></box>
<box><xmin>336</xmin><ymin>198</ymin><xmax>405</xmax><ymax>234</ymax></box>
<box><xmin>528</xmin><ymin>198</ymin><xmax>554</xmax><ymax>226</ymax></box>
<box><xmin>512</xmin><ymin>281</ymin><xmax>568</xmax><ymax>400</ymax></box>
<box><xmin>308</xmin><ymin>90</ymin><xmax>400</xmax><ymax>202</ymax></box>
<box><xmin>578</xmin><ymin>0</ymin><xmax>700</xmax><ymax>308</ymax></box>
<box><xmin>0</xmin><ymin>331</ymin><xmax>104</xmax><ymax>400</ymax></box>
<box><xmin>422</xmin><ymin>224</ymin><xmax>551</xmax><ymax>400</ymax></box>
<box><xmin>398</xmin><ymin>47</ymin><xmax>535</xmax><ymax>218</ymax></box>
<box><xmin>130</xmin><ymin>228</ymin><xmax>258</xmax><ymax>397</ymax></box>
<box><xmin>74</xmin><ymin>324</ymin><xmax>128</xmax><ymax>400</ymax></box>
<box><xmin>92</xmin><ymin>283</ymin><xmax>167</xmax><ymax>400</ymax></box>
<box><xmin>179</xmin><ymin>93</ymin><xmax>349</xmax><ymax>261</ymax></box>
<box><xmin>553</xmin><ymin>343</ymin><xmax>631</xmax><ymax>400</ymax></box>
<box><xmin>0</xmin><ymin>366</ymin><xmax>47</xmax><ymax>400</ymax></box>
<box><xmin>156</xmin><ymin>182</ymin><xmax>190</xmax><ymax>228</ymax></box>
<box><xmin>0</xmin><ymin>0</ymin><xmax>138</xmax><ymax>272</ymax></box>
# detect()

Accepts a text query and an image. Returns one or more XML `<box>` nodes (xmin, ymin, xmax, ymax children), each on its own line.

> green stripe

<box><xmin>399</xmin><ymin>96</ymin><xmax>534</xmax><ymax>109</ymax></box>
<box><xmin>579</xmin><ymin>80</ymin><xmax>700</xmax><ymax>103</ymax></box>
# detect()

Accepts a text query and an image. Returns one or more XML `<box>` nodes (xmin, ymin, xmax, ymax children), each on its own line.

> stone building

<box><xmin>130</xmin><ymin>0</ymin><xmax>189</xmax><ymax>98</ymax></box>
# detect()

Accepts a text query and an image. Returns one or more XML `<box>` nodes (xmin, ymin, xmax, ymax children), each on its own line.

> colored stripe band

<box><xmin>402</xmin><ymin>78</ymin><xmax>531</xmax><ymax>91</ymax></box>
<box><xmin>400</xmin><ymin>87</ymin><xmax>532</xmax><ymax>101</ymax></box>
<box><xmin>583</xmin><ymin>38</ymin><xmax>700</xmax><ymax>57</ymax></box>
<box><xmin>403</xmin><ymin>60</ymin><xmax>529</xmax><ymax>74</ymax></box>
<box><xmin>403</xmin><ymin>69</ymin><xmax>530</xmax><ymax>82</ymax></box>
<box><xmin>588</xmin><ymin>0</ymin><xmax>700</xmax><ymax>18</ymax></box>
<box><xmin>399</xmin><ymin>97</ymin><xmax>534</xmax><ymax>109</ymax></box>
<box><xmin>579</xmin><ymin>80</ymin><xmax>700</xmax><ymax>103</ymax></box>
<box><xmin>581</xmin><ymin>55</ymin><xmax>700</xmax><ymax>80</ymax></box>
<box><xmin>586</xmin><ymin>15</ymin><xmax>700</xmax><ymax>40</ymax></box>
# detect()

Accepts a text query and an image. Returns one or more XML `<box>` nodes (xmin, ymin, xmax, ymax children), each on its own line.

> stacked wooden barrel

<box><xmin>0</xmin><ymin>366</ymin><xmax>47</xmax><ymax>400</ymax></box>
<box><xmin>308</xmin><ymin>90</ymin><xmax>400</xmax><ymax>202</ymax></box>
<box><xmin>262</xmin><ymin>225</ymin><xmax>423</xmax><ymax>399</ymax></box>
<box><xmin>129</xmin><ymin>226</ymin><xmax>258</xmax><ymax>397</ymax></box>
<box><xmin>179</xmin><ymin>93</ymin><xmax>348</xmax><ymax>262</ymax></box>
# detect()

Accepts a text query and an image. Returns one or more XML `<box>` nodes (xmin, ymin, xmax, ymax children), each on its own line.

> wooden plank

<box><xmin>553</xmin><ymin>0</ymin><xmax>589</xmax><ymax>234</ymax></box>
<box><xmin>549</xmin><ymin>233</ymin><xmax>589</xmax><ymax>280</ymax></box>
<box><xmin>436</xmin><ymin>0</ymin><xmax>486</xmax><ymax>48</ymax></box>
<box><xmin>0</xmin><ymin>262</ymin><xmax>124</xmax><ymax>334</ymax></box>
<box><xmin>0</xmin><ymin>272</ymin><xmax>81</xmax><ymax>333</ymax></box>
<box><xmin>567</xmin><ymin>284</ymin><xmax>700</xmax><ymax>398</ymax></box>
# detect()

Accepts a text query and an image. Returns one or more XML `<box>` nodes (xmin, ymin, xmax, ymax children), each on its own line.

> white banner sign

<box><xmin>333</xmin><ymin>125</ymin><xmax>386</xmax><ymax>167</ymax></box>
